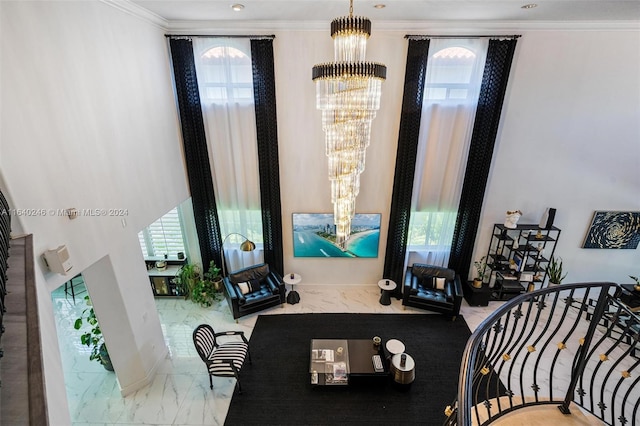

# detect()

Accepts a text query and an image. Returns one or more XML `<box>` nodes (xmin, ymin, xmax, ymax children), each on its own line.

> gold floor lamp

<box><xmin>220</xmin><ymin>233</ymin><xmax>256</xmax><ymax>278</ymax></box>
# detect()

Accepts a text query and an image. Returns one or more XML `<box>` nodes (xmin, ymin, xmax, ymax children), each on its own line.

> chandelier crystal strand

<box><xmin>312</xmin><ymin>0</ymin><xmax>386</xmax><ymax>249</ymax></box>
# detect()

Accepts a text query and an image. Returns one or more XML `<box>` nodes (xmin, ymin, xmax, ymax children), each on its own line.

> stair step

<box><xmin>471</xmin><ymin>398</ymin><xmax>604</xmax><ymax>425</ymax></box>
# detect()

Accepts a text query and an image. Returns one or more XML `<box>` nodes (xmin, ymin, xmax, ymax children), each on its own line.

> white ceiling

<box><xmin>128</xmin><ymin>0</ymin><xmax>640</xmax><ymax>24</ymax></box>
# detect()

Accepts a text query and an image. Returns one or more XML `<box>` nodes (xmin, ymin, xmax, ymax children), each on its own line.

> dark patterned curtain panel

<box><xmin>251</xmin><ymin>39</ymin><xmax>284</xmax><ymax>276</ymax></box>
<box><xmin>168</xmin><ymin>37</ymin><xmax>223</xmax><ymax>270</ymax></box>
<box><xmin>383</xmin><ymin>38</ymin><xmax>430</xmax><ymax>297</ymax></box>
<box><xmin>448</xmin><ymin>38</ymin><xmax>518</xmax><ymax>282</ymax></box>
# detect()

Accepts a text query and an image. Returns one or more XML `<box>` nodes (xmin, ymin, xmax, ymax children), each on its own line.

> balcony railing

<box><xmin>0</xmin><ymin>189</ymin><xmax>48</xmax><ymax>424</ymax></box>
<box><xmin>445</xmin><ymin>282</ymin><xmax>639</xmax><ymax>425</ymax></box>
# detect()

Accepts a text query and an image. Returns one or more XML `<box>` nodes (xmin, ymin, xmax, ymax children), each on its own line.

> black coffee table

<box><xmin>310</xmin><ymin>339</ymin><xmax>388</xmax><ymax>386</ymax></box>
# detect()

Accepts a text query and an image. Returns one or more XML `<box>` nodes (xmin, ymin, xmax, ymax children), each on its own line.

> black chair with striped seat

<box><xmin>192</xmin><ymin>324</ymin><xmax>251</xmax><ymax>394</ymax></box>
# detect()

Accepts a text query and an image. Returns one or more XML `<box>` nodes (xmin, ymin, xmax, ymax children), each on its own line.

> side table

<box><xmin>390</xmin><ymin>353</ymin><xmax>415</xmax><ymax>388</ymax></box>
<box><xmin>385</xmin><ymin>339</ymin><xmax>405</xmax><ymax>359</ymax></box>
<box><xmin>462</xmin><ymin>280</ymin><xmax>491</xmax><ymax>307</ymax></box>
<box><xmin>284</xmin><ymin>273</ymin><xmax>301</xmax><ymax>305</ymax></box>
<box><xmin>377</xmin><ymin>279</ymin><xmax>397</xmax><ymax>306</ymax></box>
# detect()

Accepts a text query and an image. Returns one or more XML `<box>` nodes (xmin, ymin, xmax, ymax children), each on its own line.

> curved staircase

<box><xmin>446</xmin><ymin>282</ymin><xmax>639</xmax><ymax>425</ymax></box>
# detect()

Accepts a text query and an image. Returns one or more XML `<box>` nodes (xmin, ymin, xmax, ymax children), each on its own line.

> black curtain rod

<box><xmin>165</xmin><ymin>34</ymin><xmax>275</xmax><ymax>39</ymax></box>
<box><xmin>405</xmin><ymin>34</ymin><xmax>520</xmax><ymax>39</ymax></box>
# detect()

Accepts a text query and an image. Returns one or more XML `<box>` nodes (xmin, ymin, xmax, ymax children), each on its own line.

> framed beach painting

<box><xmin>292</xmin><ymin>213</ymin><xmax>381</xmax><ymax>258</ymax></box>
<box><xmin>582</xmin><ymin>211</ymin><xmax>640</xmax><ymax>249</ymax></box>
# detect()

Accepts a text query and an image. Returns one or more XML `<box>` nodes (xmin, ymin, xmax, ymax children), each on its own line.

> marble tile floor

<box><xmin>52</xmin><ymin>282</ymin><xmax>563</xmax><ymax>425</ymax></box>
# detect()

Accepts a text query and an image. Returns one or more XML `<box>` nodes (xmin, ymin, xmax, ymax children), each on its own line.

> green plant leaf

<box><xmin>75</xmin><ymin>295</ymin><xmax>107</xmax><ymax>367</ymax></box>
<box><xmin>81</xmin><ymin>334</ymin><xmax>91</xmax><ymax>346</ymax></box>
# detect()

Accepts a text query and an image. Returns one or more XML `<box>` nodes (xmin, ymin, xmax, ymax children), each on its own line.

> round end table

<box><xmin>284</xmin><ymin>273</ymin><xmax>302</xmax><ymax>304</ymax></box>
<box><xmin>377</xmin><ymin>279</ymin><xmax>397</xmax><ymax>306</ymax></box>
<box><xmin>385</xmin><ymin>338</ymin><xmax>405</xmax><ymax>356</ymax></box>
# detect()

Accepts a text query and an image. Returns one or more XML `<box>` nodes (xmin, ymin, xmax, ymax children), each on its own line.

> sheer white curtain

<box><xmin>407</xmin><ymin>38</ymin><xmax>488</xmax><ymax>267</ymax></box>
<box><xmin>193</xmin><ymin>38</ymin><xmax>263</xmax><ymax>272</ymax></box>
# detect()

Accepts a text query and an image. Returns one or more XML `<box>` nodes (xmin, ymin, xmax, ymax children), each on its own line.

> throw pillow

<box><xmin>237</xmin><ymin>279</ymin><xmax>261</xmax><ymax>295</ymax></box>
<box><xmin>249</xmin><ymin>278</ymin><xmax>261</xmax><ymax>292</ymax></box>
<box><xmin>237</xmin><ymin>281</ymin><xmax>250</xmax><ymax>295</ymax></box>
<box><xmin>420</xmin><ymin>276</ymin><xmax>434</xmax><ymax>289</ymax></box>
<box><xmin>435</xmin><ymin>277</ymin><xmax>446</xmax><ymax>290</ymax></box>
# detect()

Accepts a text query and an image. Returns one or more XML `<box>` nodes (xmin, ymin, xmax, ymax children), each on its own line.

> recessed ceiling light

<box><xmin>521</xmin><ymin>3</ymin><xmax>538</xmax><ymax>9</ymax></box>
<box><xmin>231</xmin><ymin>4</ymin><xmax>245</xmax><ymax>11</ymax></box>
<box><xmin>374</xmin><ymin>4</ymin><xmax>386</xmax><ymax>9</ymax></box>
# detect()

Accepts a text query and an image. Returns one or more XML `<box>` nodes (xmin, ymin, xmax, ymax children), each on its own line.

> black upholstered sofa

<box><xmin>223</xmin><ymin>263</ymin><xmax>286</xmax><ymax>320</ymax></box>
<box><xmin>402</xmin><ymin>263</ymin><xmax>463</xmax><ymax>320</ymax></box>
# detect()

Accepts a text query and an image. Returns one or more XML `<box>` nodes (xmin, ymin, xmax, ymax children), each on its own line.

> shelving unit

<box><xmin>145</xmin><ymin>258</ymin><xmax>187</xmax><ymax>297</ymax></box>
<box><xmin>482</xmin><ymin>223</ymin><xmax>561</xmax><ymax>298</ymax></box>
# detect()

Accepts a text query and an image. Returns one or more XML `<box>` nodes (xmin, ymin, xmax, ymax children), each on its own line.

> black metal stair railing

<box><xmin>444</xmin><ymin>282</ymin><xmax>640</xmax><ymax>425</ymax></box>
<box><xmin>0</xmin><ymin>190</ymin><xmax>47</xmax><ymax>423</ymax></box>
<box><xmin>0</xmin><ymin>188</ymin><xmax>10</xmax><ymax>340</ymax></box>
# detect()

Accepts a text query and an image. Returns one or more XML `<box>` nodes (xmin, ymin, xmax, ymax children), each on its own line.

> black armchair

<box><xmin>223</xmin><ymin>263</ymin><xmax>286</xmax><ymax>320</ymax></box>
<box><xmin>402</xmin><ymin>263</ymin><xmax>463</xmax><ymax>320</ymax></box>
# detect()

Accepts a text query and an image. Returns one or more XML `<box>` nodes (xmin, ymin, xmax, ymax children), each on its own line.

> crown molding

<box><xmin>98</xmin><ymin>2</ymin><xmax>639</xmax><ymax>34</ymax></box>
<box><xmin>165</xmin><ymin>19</ymin><xmax>639</xmax><ymax>34</ymax></box>
<box><xmin>375</xmin><ymin>20</ymin><xmax>640</xmax><ymax>32</ymax></box>
<box><xmin>166</xmin><ymin>20</ymin><xmax>327</xmax><ymax>33</ymax></box>
<box><xmin>99</xmin><ymin>0</ymin><xmax>168</xmax><ymax>29</ymax></box>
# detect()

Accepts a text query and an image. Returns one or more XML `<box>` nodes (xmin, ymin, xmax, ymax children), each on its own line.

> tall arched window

<box><xmin>198</xmin><ymin>45</ymin><xmax>253</xmax><ymax>102</ymax></box>
<box><xmin>193</xmin><ymin>38</ymin><xmax>264</xmax><ymax>271</ymax></box>
<box><xmin>425</xmin><ymin>46</ymin><xmax>481</xmax><ymax>101</ymax></box>
<box><xmin>407</xmin><ymin>39</ymin><xmax>488</xmax><ymax>266</ymax></box>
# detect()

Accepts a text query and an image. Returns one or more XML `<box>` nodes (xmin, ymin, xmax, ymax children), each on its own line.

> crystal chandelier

<box><xmin>312</xmin><ymin>0</ymin><xmax>386</xmax><ymax>249</ymax></box>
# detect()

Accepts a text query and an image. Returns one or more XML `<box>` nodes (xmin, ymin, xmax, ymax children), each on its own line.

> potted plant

<box><xmin>192</xmin><ymin>261</ymin><xmax>224</xmax><ymax>307</ymax></box>
<box><xmin>73</xmin><ymin>295</ymin><xmax>114</xmax><ymax>371</ymax></box>
<box><xmin>173</xmin><ymin>263</ymin><xmax>201</xmax><ymax>299</ymax></box>
<box><xmin>629</xmin><ymin>275</ymin><xmax>640</xmax><ymax>292</ymax></box>
<box><xmin>203</xmin><ymin>260</ymin><xmax>223</xmax><ymax>292</ymax></box>
<box><xmin>473</xmin><ymin>256</ymin><xmax>488</xmax><ymax>288</ymax></box>
<box><xmin>546</xmin><ymin>256</ymin><xmax>567</xmax><ymax>285</ymax></box>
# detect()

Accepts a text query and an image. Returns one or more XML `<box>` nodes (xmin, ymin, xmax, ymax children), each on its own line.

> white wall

<box><xmin>0</xmin><ymin>1</ymin><xmax>189</xmax><ymax>422</ymax></box>
<box><xmin>275</xmin><ymin>27</ymin><xmax>639</xmax><ymax>287</ymax></box>
<box><xmin>475</xmin><ymin>30</ymin><xmax>640</xmax><ymax>285</ymax></box>
<box><xmin>275</xmin><ymin>30</ymin><xmax>407</xmax><ymax>285</ymax></box>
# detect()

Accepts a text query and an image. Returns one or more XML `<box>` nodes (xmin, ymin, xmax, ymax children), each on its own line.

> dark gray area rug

<box><xmin>225</xmin><ymin>313</ymin><xmax>472</xmax><ymax>425</ymax></box>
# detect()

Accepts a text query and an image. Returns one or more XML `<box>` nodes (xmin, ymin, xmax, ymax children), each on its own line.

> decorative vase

<box><xmin>473</xmin><ymin>279</ymin><xmax>483</xmax><ymax>289</ymax></box>
<box><xmin>634</xmin><ymin>284</ymin><xmax>640</xmax><ymax>292</ymax></box>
